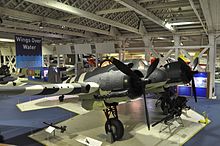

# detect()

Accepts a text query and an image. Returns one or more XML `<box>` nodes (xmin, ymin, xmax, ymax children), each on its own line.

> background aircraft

<box><xmin>0</xmin><ymin>57</ymin><xmax>197</xmax><ymax>142</ymax></box>
<box><xmin>0</xmin><ymin>65</ymin><xmax>28</xmax><ymax>86</ymax></box>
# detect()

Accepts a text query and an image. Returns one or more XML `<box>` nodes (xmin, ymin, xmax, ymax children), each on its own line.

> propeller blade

<box><xmin>143</xmin><ymin>87</ymin><xmax>150</xmax><ymax>130</ymax></box>
<box><xmin>193</xmin><ymin>57</ymin><xmax>199</xmax><ymax>71</ymax></box>
<box><xmin>110</xmin><ymin>57</ymin><xmax>139</xmax><ymax>79</ymax></box>
<box><xmin>178</xmin><ymin>57</ymin><xmax>192</xmax><ymax>83</ymax></box>
<box><xmin>178</xmin><ymin>57</ymin><xmax>197</xmax><ymax>102</ymax></box>
<box><xmin>191</xmin><ymin>76</ymin><xmax>197</xmax><ymax>102</ymax></box>
<box><xmin>145</xmin><ymin>58</ymin><xmax>159</xmax><ymax>79</ymax></box>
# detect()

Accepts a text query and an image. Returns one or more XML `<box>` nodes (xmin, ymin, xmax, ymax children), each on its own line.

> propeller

<box><xmin>110</xmin><ymin>57</ymin><xmax>159</xmax><ymax>130</ymax></box>
<box><xmin>178</xmin><ymin>57</ymin><xmax>197</xmax><ymax>102</ymax></box>
<box><xmin>193</xmin><ymin>57</ymin><xmax>199</xmax><ymax>71</ymax></box>
<box><xmin>110</xmin><ymin>57</ymin><xmax>139</xmax><ymax>80</ymax></box>
<box><xmin>142</xmin><ymin>84</ymin><xmax>150</xmax><ymax>130</ymax></box>
<box><xmin>145</xmin><ymin>58</ymin><xmax>159</xmax><ymax>79</ymax></box>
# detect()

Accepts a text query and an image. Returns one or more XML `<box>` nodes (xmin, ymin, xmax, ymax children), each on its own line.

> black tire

<box><xmin>105</xmin><ymin>118</ymin><xmax>124</xmax><ymax>141</ymax></box>
<box><xmin>59</xmin><ymin>95</ymin><xmax>64</xmax><ymax>102</ymax></box>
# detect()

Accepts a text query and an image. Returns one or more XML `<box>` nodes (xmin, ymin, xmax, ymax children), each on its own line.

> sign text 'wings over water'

<box><xmin>15</xmin><ymin>35</ymin><xmax>42</xmax><ymax>68</ymax></box>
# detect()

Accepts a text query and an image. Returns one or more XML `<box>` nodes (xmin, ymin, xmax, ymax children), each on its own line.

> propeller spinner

<box><xmin>110</xmin><ymin>57</ymin><xmax>159</xmax><ymax>130</ymax></box>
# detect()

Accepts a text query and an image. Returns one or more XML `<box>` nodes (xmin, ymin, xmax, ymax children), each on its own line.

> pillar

<box><xmin>208</xmin><ymin>33</ymin><xmax>216</xmax><ymax>98</ymax></box>
<box><xmin>57</xmin><ymin>54</ymin><xmax>60</xmax><ymax>67</ymax></box>
<box><xmin>173</xmin><ymin>35</ymin><xmax>180</xmax><ymax>60</ymax></box>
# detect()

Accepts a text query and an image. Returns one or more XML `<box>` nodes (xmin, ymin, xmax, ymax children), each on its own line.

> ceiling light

<box><xmin>0</xmin><ymin>38</ymin><xmax>15</xmax><ymax>42</ymax></box>
<box><xmin>165</xmin><ymin>23</ymin><xmax>175</xmax><ymax>31</ymax></box>
<box><xmin>157</xmin><ymin>37</ymin><xmax>167</xmax><ymax>40</ymax></box>
<box><xmin>170</xmin><ymin>22</ymin><xmax>200</xmax><ymax>26</ymax></box>
<box><xmin>39</xmin><ymin>22</ymin><xmax>43</xmax><ymax>29</ymax></box>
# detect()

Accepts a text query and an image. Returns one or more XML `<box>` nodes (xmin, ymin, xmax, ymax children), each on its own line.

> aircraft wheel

<box><xmin>59</xmin><ymin>95</ymin><xmax>64</xmax><ymax>102</ymax></box>
<box><xmin>105</xmin><ymin>118</ymin><xmax>124</xmax><ymax>141</ymax></box>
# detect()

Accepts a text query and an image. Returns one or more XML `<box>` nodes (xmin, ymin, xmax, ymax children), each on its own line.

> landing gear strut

<box><xmin>103</xmin><ymin>102</ymin><xmax>124</xmax><ymax>142</ymax></box>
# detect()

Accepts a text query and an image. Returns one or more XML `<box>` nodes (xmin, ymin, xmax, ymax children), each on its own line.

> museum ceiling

<box><xmin>0</xmin><ymin>0</ymin><xmax>218</xmax><ymax>47</ymax></box>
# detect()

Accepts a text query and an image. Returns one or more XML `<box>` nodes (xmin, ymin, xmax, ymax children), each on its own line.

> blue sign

<box><xmin>15</xmin><ymin>35</ymin><xmax>42</xmax><ymax>68</ymax></box>
<box><xmin>178</xmin><ymin>72</ymin><xmax>208</xmax><ymax>98</ymax></box>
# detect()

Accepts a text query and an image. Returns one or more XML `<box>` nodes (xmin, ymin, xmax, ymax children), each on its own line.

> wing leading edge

<box><xmin>0</xmin><ymin>82</ymin><xmax>91</xmax><ymax>96</ymax></box>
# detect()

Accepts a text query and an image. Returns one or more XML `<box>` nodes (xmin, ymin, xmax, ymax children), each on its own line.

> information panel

<box><xmin>74</xmin><ymin>44</ymin><xmax>92</xmax><ymax>54</ymax></box>
<box><xmin>178</xmin><ymin>72</ymin><xmax>208</xmax><ymax>98</ymax></box>
<box><xmin>15</xmin><ymin>35</ymin><xmax>42</xmax><ymax>68</ymax></box>
<box><xmin>95</xmin><ymin>42</ymin><xmax>115</xmax><ymax>53</ymax></box>
<box><xmin>56</xmin><ymin>44</ymin><xmax>72</xmax><ymax>54</ymax></box>
<box><xmin>42</xmin><ymin>45</ymin><xmax>55</xmax><ymax>55</ymax></box>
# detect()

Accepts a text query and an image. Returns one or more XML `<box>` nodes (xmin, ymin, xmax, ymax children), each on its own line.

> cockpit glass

<box><xmin>138</xmin><ymin>61</ymin><xmax>145</xmax><ymax>70</ymax></box>
<box><xmin>142</xmin><ymin>60</ymin><xmax>149</xmax><ymax>66</ymax></box>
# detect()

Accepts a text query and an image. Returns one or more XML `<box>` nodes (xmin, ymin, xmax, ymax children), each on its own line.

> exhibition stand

<box><xmin>178</xmin><ymin>72</ymin><xmax>210</xmax><ymax>98</ymax></box>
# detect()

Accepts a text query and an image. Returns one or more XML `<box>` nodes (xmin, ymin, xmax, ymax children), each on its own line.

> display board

<box><xmin>15</xmin><ymin>35</ymin><xmax>42</xmax><ymax>68</ymax></box>
<box><xmin>42</xmin><ymin>45</ymin><xmax>55</xmax><ymax>55</ymax></box>
<box><xmin>0</xmin><ymin>46</ymin><xmax>15</xmax><ymax>56</ymax></box>
<box><xmin>27</xmin><ymin>67</ymin><xmax>48</xmax><ymax>81</ymax></box>
<box><xmin>74</xmin><ymin>44</ymin><xmax>92</xmax><ymax>54</ymax></box>
<box><xmin>178</xmin><ymin>72</ymin><xmax>209</xmax><ymax>98</ymax></box>
<box><xmin>95</xmin><ymin>42</ymin><xmax>115</xmax><ymax>53</ymax></box>
<box><xmin>56</xmin><ymin>44</ymin><xmax>72</xmax><ymax>54</ymax></box>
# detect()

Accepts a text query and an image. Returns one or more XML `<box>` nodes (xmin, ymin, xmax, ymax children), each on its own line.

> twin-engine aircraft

<box><xmin>0</xmin><ymin>57</ymin><xmax>197</xmax><ymax>141</ymax></box>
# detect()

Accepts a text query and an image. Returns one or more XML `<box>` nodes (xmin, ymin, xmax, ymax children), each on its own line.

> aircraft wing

<box><xmin>0</xmin><ymin>82</ymin><xmax>92</xmax><ymax>96</ymax></box>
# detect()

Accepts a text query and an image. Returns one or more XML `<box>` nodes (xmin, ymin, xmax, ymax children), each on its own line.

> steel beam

<box><xmin>199</xmin><ymin>0</ymin><xmax>214</xmax><ymax>31</ymax></box>
<box><xmin>0</xmin><ymin>7</ymin><xmax>111</xmax><ymax>36</ymax></box>
<box><xmin>2</xmin><ymin>20</ymin><xmax>87</xmax><ymax>38</ymax></box>
<box><xmin>189</xmin><ymin>0</ymin><xmax>208</xmax><ymax>35</ymax></box>
<box><xmin>96</xmin><ymin>1</ymin><xmax>196</xmax><ymax>15</ymax></box>
<box><xmin>96</xmin><ymin>8</ymin><xmax>130</xmax><ymax>15</ymax></box>
<box><xmin>0</xmin><ymin>27</ymin><xmax>67</xmax><ymax>39</ymax></box>
<box><xmin>24</xmin><ymin>0</ymin><xmax>143</xmax><ymax>35</ymax></box>
<box><xmin>115</xmin><ymin>0</ymin><xmax>175</xmax><ymax>32</ymax></box>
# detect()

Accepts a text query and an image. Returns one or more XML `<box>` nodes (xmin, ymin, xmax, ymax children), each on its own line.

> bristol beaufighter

<box><xmin>0</xmin><ymin>57</ymin><xmax>197</xmax><ymax>141</ymax></box>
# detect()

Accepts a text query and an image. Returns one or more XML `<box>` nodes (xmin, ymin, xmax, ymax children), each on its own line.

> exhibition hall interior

<box><xmin>0</xmin><ymin>0</ymin><xmax>220</xmax><ymax>146</ymax></box>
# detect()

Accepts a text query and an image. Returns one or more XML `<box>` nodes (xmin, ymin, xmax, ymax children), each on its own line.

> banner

<box><xmin>15</xmin><ymin>35</ymin><xmax>42</xmax><ymax>68</ymax></box>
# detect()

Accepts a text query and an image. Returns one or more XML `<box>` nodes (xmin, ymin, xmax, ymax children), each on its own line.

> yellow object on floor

<box><xmin>198</xmin><ymin>111</ymin><xmax>209</xmax><ymax>124</ymax></box>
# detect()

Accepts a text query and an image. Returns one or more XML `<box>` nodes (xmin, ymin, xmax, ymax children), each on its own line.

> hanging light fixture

<box><xmin>39</xmin><ymin>22</ymin><xmax>43</xmax><ymax>29</ymax></box>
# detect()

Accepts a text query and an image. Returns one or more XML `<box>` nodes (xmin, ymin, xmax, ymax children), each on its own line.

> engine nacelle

<box><xmin>164</xmin><ymin>62</ymin><xmax>183</xmax><ymax>83</ymax></box>
<box><xmin>86</xmin><ymin>70</ymin><xmax>128</xmax><ymax>91</ymax></box>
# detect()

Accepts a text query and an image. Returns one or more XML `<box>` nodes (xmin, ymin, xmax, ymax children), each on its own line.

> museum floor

<box><xmin>0</xmin><ymin>93</ymin><xmax>217</xmax><ymax>146</ymax></box>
